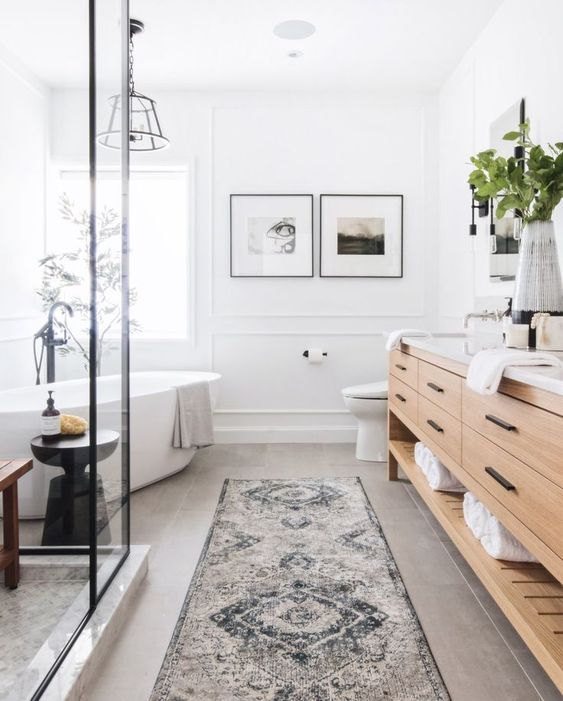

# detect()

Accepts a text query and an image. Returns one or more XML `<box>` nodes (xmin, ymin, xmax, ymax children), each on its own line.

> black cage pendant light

<box><xmin>97</xmin><ymin>19</ymin><xmax>169</xmax><ymax>151</ymax></box>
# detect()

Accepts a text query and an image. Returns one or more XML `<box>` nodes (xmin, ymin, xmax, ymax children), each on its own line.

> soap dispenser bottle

<box><xmin>41</xmin><ymin>391</ymin><xmax>61</xmax><ymax>442</ymax></box>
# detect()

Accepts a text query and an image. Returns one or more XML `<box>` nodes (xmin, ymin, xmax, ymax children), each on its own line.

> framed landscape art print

<box><xmin>320</xmin><ymin>194</ymin><xmax>403</xmax><ymax>278</ymax></box>
<box><xmin>230</xmin><ymin>194</ymin><xmax>314</xmax><ymax>277</ymax></box>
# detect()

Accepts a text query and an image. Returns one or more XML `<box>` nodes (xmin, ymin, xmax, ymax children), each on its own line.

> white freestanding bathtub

<box><xmin>0</xmin><ymin>371</ymin><xmax>221</xmax><ymax>519</ymax></box>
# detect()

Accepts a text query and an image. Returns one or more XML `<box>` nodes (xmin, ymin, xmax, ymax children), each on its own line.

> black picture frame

<box><xmin>230</xmin><ymin>194</ymin><xmax>314</xmax><ymax>278</ymax></box>
<box><xmin>319</xmin><ymin>194</ymin><xmax>404</xmax><ymax>278</ymax></box>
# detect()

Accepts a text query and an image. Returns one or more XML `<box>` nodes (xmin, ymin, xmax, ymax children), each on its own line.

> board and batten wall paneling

<box><xmin>0</xmin><ymin>49</ymin><xmax>48</xmax><ymax>390</ymax></box>
<box><xmin>49</xmin><ymin>90</ymin><xmax>440</xmax><ymax>441</ymax></box>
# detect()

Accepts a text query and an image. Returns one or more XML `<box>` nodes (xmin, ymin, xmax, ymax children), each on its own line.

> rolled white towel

<box><xmin>385</xmin><ymin>328</ymin><xmax>431</xmax><ymax>352</ymax></box>
<box><xmin>466</xmin><ymin>348</ymin><xmax>561</xmax><ymax>395</ymax></box>
<box><xmin>421</xmin><ymin>445</ymin><xmax>433</xmax><ymax>477</ymax></box>
<box><xmin>414</xmin><ymin>442</ymin><xmax>426</xmax><ymax>469</ymax></box>
<box><xmin>463</xmin><ymin>492</ymin><xmax>491</xmax><ymax>540</ymax></box>
<box><xmin>426</xmin><ymin>455</ymin><xmax>466</xmax><ymax>492</ymax></box>
<box><xmin>480</xmin><ymin>515</ymin><xmax>538</xmax><ymax>563</ymax></box>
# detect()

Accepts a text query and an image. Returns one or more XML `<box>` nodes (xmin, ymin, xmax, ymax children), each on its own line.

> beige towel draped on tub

<box><xmin>172</xmin><ymin>381</ymin><xmax>215</xmax><ymax>448</ymax></box>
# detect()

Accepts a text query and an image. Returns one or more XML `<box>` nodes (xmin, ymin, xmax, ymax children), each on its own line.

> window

<box><xmin>48</xmin><ymin>168</ymin><xmax>189</xmax><ymax>340</ymax></box>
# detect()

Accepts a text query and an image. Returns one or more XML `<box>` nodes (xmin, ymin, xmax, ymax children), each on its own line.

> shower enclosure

<box><xmin>0</xmin><ymin>1</ymin><xmax>131</xmax><ymax>698</ymax></box>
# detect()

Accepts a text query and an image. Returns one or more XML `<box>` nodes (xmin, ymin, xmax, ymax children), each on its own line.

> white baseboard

<box><xmin>214</xmin><ymin>425</ymin><xmax>357</xmax><ymax>444</ymax></box>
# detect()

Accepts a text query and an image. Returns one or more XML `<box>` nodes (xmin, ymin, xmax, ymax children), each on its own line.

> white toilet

<box><xmin>342</xmin><ymin>381</ymin><xmax>388</xmax><ymax>461</ymax></box>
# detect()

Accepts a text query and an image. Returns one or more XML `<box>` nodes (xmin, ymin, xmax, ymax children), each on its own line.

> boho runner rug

<box><xmin>150</xmin><ymin>477</ymin><xmax>450</xmax><ymax>700</ymax></box>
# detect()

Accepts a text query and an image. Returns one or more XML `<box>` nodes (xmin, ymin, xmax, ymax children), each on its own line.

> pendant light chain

<box><xmin>129</xmin><ymin>35</ymin><xmax>135</xmax><ymax>95</ymax></box>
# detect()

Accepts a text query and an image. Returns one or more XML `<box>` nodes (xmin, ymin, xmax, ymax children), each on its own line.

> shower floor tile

<box><xmin>0</xmin><ymin>558</ymin><xmax>88</xmax><ymax>700</ymax></box>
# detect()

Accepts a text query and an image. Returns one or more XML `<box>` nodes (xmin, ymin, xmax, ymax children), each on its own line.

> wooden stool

<box><xmin>0</xmin><ymin>459</ymin><xmax>33</xmax><ymax>589</ymax></box>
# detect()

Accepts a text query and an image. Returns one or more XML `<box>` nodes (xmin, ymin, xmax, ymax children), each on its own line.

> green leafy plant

<box><xmin>37</xmin><ymin>194</ymin><xmax>139</xmax><ymax>375</ymax></box>
<box><xmin>468</xmin><ymin>120</ymin><xmax>563</xmax><ymax>223</ymax></box>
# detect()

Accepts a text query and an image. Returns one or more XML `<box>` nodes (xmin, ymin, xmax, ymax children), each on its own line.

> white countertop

<box><xmin>401</xmin><ymin>333</ymin><xmax>563</xmax><ymax>397</ymax></box>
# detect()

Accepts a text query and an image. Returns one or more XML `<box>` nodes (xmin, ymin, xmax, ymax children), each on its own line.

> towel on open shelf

<box><xmin>463</xmin><ymin>491</ymin><xmax>491</xmax><ymax>540</ymax></box>
<box><xmin>414</xmin><ymin>442</ymin><xmax>465</xmax><ymax>492</ymax></box>
<box><xmin>426</xmin><ymin>455</ymin><xmax>466</xmax><ymax>492</ymax></box>
<box><xmin>463</xmin><ymin>491</ymin><xmax>537</xmax><ymax>562</ymax></box>
<box><xmin>172</xmin><ymin>381</ymin><xmax>214</xmax><ymax>449</ymax></box>
<box><xmin>385</xmin><ymin>329</ymin><xmax>431</xmax><ymax>352</ymax></box>
<box><xmin>481</xmin><ymin>515</ymin><xmax>538</xmax><ymax>563</ymax></box>
<box><xmin>466</xmin><ymin>348</ymin><xmax>561</xmax><ymax>395</ymax></box>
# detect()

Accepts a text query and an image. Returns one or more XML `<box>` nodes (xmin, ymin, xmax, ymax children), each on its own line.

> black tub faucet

<box><xmin>34</xmin><ymin>302</ymin><xmax>74</xmax><ymax>384</ymax></box>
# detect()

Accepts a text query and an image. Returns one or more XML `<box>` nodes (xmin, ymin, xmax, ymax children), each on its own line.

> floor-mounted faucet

<box><xmin>34</xmin><ymin>302</ymin><xmax>74</xmax><ymax>384</ymax></box>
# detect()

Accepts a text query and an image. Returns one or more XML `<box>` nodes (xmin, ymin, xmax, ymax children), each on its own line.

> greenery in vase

<box><xmin>468</xmin><ymin>120</ymin><xmax>563</xmax><ymax>223</ymax></box>
<box><xmin>37</xmin><ymin>194</ymin><xmax>138</xmax><ymax>375</ymax></box>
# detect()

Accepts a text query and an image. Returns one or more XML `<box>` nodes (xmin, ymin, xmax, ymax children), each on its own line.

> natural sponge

<box><xmin>61</xmin><ymin>414</ymin><xmax>88</xmax><ymax>436</ymax></box>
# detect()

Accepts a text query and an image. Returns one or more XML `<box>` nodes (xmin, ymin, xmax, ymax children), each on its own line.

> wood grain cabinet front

<box><xmin>462</xmin><ymin>425</ymin><xmax>563</xmax><ymax>561</ymax></box>
<box><xmin>389</xmin><ymin>374</ymin><xmax>418</xmax><ymax>424</ymax></box>
<box><xmin>418</xmin><ymin>395</ymin><xmax>462</xmax><ymax>464</ymax></box>
<box><xmin>389</xmin><ymin>349</ymin><xmax>418</xmax><ymax>391</ymax></box>
<box><xmin>418</xmin><ymin>360</ymin><xmax>462</xmax><ymax>419</ymax></box>
<box><xmin>462</xmin><ymin>384</ymin><xmax>563</xmax><ymax>490</ymax></box>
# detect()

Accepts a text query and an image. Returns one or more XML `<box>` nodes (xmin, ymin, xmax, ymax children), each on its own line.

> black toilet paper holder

<box><xmin>302</xmin><ymin>350</ymin><xmax>328</xmax><ymax>358</ymax></box>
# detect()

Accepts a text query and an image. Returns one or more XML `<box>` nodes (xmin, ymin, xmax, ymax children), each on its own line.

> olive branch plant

<box><xmin>468</xmin><ymin>120</ymin><xmax>563</xmax><ymax>223</ymax></box>
<box><xmin>37</xmin><ymin>194</ymin><xmax>139</xmax><ymax>375</ymax></box>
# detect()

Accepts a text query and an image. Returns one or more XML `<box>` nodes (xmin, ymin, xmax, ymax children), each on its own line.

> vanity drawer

<box><xmin>389</xmin><ymin>375</ymin><xmax>418</xmax><ymax>424</ymax></box>
<box><xmin>389</xmin><ymin>350</ymin><xmax>418</xmax><ymax>390</ymax></box>
<box><xmin>462</xmin><ymin>384</ymin><xmax>563</xmax><ymax>490</ymax></box>
<box><xmin>418</xmin><ymin>395</ymin><xmax>461</xmax><ymax>464</ymax></box>
<box><xmin>418</xmin><ymin>360</ymin><xmax>462</xmax><ymax>419</ymax></box>
<box><xmin>462</xmin><ymin>425</ymin><xmax>563</xmax><ymax>559</ymax></box>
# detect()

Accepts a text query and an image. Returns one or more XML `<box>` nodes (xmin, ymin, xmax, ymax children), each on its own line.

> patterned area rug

<box><xmin>151</xmin><ymin>478</ymin><xmax>450</xmax><ymax>700</ymax></box>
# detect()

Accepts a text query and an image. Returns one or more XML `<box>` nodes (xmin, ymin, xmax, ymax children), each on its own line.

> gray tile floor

<box><xmin>85</xmin><ymin>444</ymin><xmax>561</xmax><ymax>701</ymax></box>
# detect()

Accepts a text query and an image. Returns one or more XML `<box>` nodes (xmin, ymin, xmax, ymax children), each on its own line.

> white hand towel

<box><xmin>480</xmin><ymin>515</ymin><xmax>538</xmax><ymax>563</ymax></box>
<box><xmin>426</xmin><ymin>456</ymin><xmax>466</xmax><ymax>492</ymax></box>
<box><xmin>172</xmin><ymin>381</ymin><xmax>215</xmax><ymax>449</ymax></box>
<box><xmin>463</xmin><ymin>492</ymin><xmax>491</xmax><ymax>540</ymax></box>
<box><xmin>466</xmin><ymin>348</ymin><xmax>561</xmax><ymax>395</ymax></box>
<box><xmin>385</xmin><ymin>329</ymin><xmax>431</xmax><ymax>352</ymax></box>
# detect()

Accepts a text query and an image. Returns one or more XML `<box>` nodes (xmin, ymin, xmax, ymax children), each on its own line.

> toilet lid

<box><xmin>342</xmin><ymin>381</ymin><xmax>388</xmax><ymax>399</ymax></box>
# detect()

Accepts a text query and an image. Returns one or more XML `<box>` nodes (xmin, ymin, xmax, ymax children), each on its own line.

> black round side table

<box><xmin>30</xmin><ymin>430</ymin><xmax>119</xmax><ymax>547</ymax></box>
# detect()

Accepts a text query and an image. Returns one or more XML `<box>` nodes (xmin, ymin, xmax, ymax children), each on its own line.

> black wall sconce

<box><xmin>469</xmin><ymin>185</ymin><xmax>490</xmax><ymax>237</ymax></box>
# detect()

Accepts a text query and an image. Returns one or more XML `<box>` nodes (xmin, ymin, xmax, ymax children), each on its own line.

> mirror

<box><xmin>488</xmin><ymin>98</ymin><xmax>525</xmax><ymax>282</ymax></box>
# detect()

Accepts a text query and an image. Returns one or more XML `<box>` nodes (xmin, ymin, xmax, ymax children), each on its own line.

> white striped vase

<box><xmin>512</xmin><ymin>220</ymin><xmax>563</xmax><ymax>345</ymax></box>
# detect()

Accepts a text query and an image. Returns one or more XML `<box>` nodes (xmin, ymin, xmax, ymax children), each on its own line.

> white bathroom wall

<box><xmin>0</xmin><ymin>45</ymin><xmax>48</xmax><ymax>390</ymax></box>
<box><xmin>438</xmin><ymin>0</ymin><xmax>563</xmax><ymax>327</ymax></box>
<box><xmin>51</xmin><ymin>89</ymin><xmax>439</xmax><ymax>441</ymax></box>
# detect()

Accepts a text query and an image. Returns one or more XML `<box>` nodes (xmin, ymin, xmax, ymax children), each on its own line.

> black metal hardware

<box><xmin>485</xmin><ymin>414</ymin><xmax>516</xmax><ymax>432</ymax></box>
<box><xmin>394</xmin><ymin>394</ymin><xmax>406</xmax><ymax>403</ymax></box>
<box><xmin>427</xmin><ymin>382</ymin><xmax>444</xmax><ymax>393</ymax></box>
<box><xmin>302</xmin><ymin>350</ymin><xmax>327</xmax><ymax>358</ymax></box>
<box><xmin>427</xmin><ymin>419</ymin><xmax>444</xmax><ymax>433</ymax></box>
<box><xmin>485</xmin><ymin>466</ymin><xmax>516</xmax><ymax>491</ymax></box>
<box><xmin>395</xmin><ymin>363</ymin><xmax>407</xmax><ymax>371</ymax></box>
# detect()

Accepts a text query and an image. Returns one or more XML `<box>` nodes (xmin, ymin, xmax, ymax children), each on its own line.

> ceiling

<box><xmin>0</xmin><ymin>0</ymin><xmax>503</xmax><ymax>91</ymax></box>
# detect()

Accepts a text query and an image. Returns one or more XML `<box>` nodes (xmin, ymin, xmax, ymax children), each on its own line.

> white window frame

<box><xmin>48</xmin><ymin>161</ymin><xmax>195</xmax><ymax>345</ymax></box>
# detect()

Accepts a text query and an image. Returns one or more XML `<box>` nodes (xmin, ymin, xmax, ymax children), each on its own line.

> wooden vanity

<box><xmin>387</xmin><ymin>342</ymin><xmax>563</xmax><ymax>692</ymax></box>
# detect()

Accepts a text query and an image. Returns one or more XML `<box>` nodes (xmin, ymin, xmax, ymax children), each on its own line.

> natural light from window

<box><xmin>49</xmin><ymin>168</ymin><xmax>189</xmax><ymax>340</ymax></box>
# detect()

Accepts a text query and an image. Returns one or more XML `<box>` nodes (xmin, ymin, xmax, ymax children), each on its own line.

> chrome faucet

<box><xmin>463</xmin><ymin>309</ymin><xmax>503</xmax><ymax>329</ymax></box>
<box><xmin>34</xmin><ymin>302</ymin><xmax>74</xmax><ymax>384</ymax></box>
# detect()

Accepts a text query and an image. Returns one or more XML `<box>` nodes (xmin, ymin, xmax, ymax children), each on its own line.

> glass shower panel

<box><xmin>92</xmin><ymin>0</ymin><xmax>130</xmax><ymax>598</ymax></box>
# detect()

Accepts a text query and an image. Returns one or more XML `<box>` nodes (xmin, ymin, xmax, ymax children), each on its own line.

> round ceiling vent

<box><xmin>273</xmin><ymin>20</ymin><xmax>316</xmax><ymax>40</ymax></box>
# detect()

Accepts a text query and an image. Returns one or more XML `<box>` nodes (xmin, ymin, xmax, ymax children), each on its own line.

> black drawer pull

<box><xmin>427</xmin><ymin>382</ymin><xmax>444</xmax><ymax>393</ymax></box>
<box><xmin>427</xmin><ymin>419</ymin><xmax>444</xmax><ymax>433</ymax></box>
<box><xmin>394</xmin><ymin>393</ymin><xmax>406</xmax><ymax>403</ymax></box>
<box><xmin>395</xmin><ymin>364</ymin><xmax>407</xmax><ymax>371</ymax></box>
<box><xmin>485</xmin><ymin>466</ymin><xmax>516</xmax><ymax>491</ymax></box>
<box><xmin>485</xmin><ymin>414</ymin><xmax>516</xmax><ymax>432</ymax></box>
